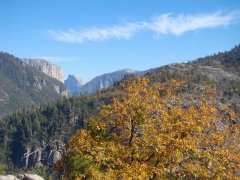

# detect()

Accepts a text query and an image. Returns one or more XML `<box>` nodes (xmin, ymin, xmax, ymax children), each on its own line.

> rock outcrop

<box><xmin>0</xmin><ymin>174</ymin><xmax>44</xmax><ymax>180</ymax></box>
<box><xmin>64</xmin><ymin>75</ymin><xmax>85</xmax><ymax>95</ymax></box>
<box><xmin>17</xmin><ymin>174</ymin><xmax>44</xmax><ymax>180</ymax></box>
<box><xmin>0</xmin><ymin>175</ymin><xmax>18</xmax><ymax>180</ymax></box>
<box><xmin>22</xmin><ymin>58</ymin><xmax>64</xmax><ymax>83</ymax></box>
<box><xmin>17</xmin><ymin>140</ymin><xmax>65</xmax><ymax>169</ymax></box>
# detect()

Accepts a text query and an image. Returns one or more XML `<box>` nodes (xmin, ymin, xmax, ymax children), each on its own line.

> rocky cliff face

<box><xmin>64</xmin><ymin>75</ymin><xmax>85</xmax><ymax>95</ymax></box>
<box><xmin>22</xmin><ymin>58</ymin><xmax>64</xmax><ymax>83</ymax></box>
<box><xmin>77</xmin><ymin>69</ymin><xmax>146</xmax><ymax>95</ymax></box>
<box><xmin>0</xmin><ymin>52</ymin><xmax>70</xmax><ymax>117</ymax></box>
<box><xmin>14</xmin><ymin>140</ymin><xmax>65</xmax><ymax>169</ymax></box>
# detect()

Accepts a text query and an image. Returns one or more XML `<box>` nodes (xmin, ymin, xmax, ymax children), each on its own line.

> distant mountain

<box><xmin>64</xmin><ymin>75</ymin><xmax>85</xmax><ymax>95</ymax></box>
<box><xmin>76</xmin><ymin>69</ymin><xmax>146</xmax><ymax>95</ymax></box>
<box><xmin>22</xmin><ymin>58</ymin><xmax>64</xmax><ymax>82</ymax></box>
<box><xmin>0</xmin><ymin>52</ymin><xmax>70</xmax><ymax>117</ymax></box>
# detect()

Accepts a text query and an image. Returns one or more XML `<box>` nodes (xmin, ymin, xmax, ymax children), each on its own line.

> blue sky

<box><xmin>1</xmin><ymin>0</ymin><xmax>240</xmax><ymax>82</ymax></box>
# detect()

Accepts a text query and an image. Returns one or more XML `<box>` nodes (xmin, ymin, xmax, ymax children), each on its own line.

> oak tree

<box><xmin>62</xmin><ymin>77</ymin><xmax>240</xmax><ymax>179</ymax></box>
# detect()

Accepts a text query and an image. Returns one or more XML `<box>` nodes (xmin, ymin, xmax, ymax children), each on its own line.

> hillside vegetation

<box><xmin>0</xmin><ymin>45</ymin><xmax>240</xmax><ymax>177</ymax></box>
<box><xmin>0</xmin><ymin>52</ymin><xmax>69</xmax><ymax>117</ymax></box>
<box><xmin>61</xmin><ymin>77</ymin><xmax>240</xmax><ymax>179</ymax></box>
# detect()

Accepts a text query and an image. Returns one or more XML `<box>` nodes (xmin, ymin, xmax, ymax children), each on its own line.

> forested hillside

<box><xmin>144</xmin><ymin>45</ymin><xmax>240</xmax><ymax>112</ymax></box>
<box><xmin>0</xmin><ymin>52</ymin><xmax>69</xmax><ymax>117</ymax></box>
<box><xmin>0</xmin><ymin>96</ymin><xmax>98</xmax><ymax>171</ymax></box>
<box><xmin>0</xmin><ymin>45</ymin><xmax>240</xmax><ymax>176</ymax></box>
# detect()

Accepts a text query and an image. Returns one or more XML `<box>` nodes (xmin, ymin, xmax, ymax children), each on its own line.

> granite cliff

<box><xmin>22</xmin><ymin>58</ymin><xmax>64</xmax><ymax>83</ymax></box>
<box><xmin>64</xmin><ymin>75</ymin><xmax>85</xmax><ymax>95</ymax></box>
<box><xmin>0</xmin><ymin>52</ymin><xmax>70</xmax><ymax>117</ymax></box>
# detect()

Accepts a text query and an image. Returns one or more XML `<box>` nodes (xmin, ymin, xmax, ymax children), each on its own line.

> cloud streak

<box><xmin>47</xmin><ymin>11</ymin><xmax>240</xmax><ymax>43</ymax></box>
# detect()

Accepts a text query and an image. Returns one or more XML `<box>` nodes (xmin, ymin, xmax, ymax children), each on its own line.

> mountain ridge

<box><xmin>0</xmin><ymin>52</ymin><xmax>70</xmax><ymax>117</ymax></box>
<box><xmin>65</xmin><ymin>68</ymin><xmax>147</xmax><ymax>95</ymax></box>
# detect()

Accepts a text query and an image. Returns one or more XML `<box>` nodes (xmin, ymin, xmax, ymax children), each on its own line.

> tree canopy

<box><xmin>54</xmin><ymin>78</ymin><xmax>240</xmax><ymax>179</ymax></box>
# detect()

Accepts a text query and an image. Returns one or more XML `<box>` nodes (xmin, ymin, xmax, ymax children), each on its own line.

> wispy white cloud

<box><xmin>36</xmin><ymin>56</ymin><xmax>81</xmax><ymax>62</ymax></box>
<box><xmin>147</xmin><ymin>11</ymin><xmax>240</xmax><ymax>35</ymax></box>
<box><xmin>47</xmin><ymin>23</ymin><xmax>143</xmax><ymax>43</ymax></box>
<box><xmin>47</xmin><ymin>11</ymin><xmax>240</xmax><ymax>43</ymax></box>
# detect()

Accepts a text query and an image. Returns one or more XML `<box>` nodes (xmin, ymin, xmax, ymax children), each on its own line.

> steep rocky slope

<box><xmin>0</xmin><ymin>52</ymin><xmax>70</xmax><ymax>117</ymax></box>
<box><xmin>64</xmin><ymin>75</ymin><xmax>85</xmax><ymax>95</ymax></box>
<box><xmin>144</xmin><ymin>45</ymin><xmax>240</xmax><ymax>111</ymax></box>
<box><xmin>22</xmin><ymin>58</ymin><xmax>64</xmax><ymax>83</ymax></box>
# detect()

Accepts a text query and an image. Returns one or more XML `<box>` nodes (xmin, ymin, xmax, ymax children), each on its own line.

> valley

<box><xmin>0</xmin><ymin>45</ymin><xmax>240</xmax><ymax>178</ymax></box>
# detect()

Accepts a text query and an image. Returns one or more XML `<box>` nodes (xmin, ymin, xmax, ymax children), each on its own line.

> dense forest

<box><xmin>0</xmin><ymin>96</ymin><xmax>96</xmax><ymax>169</ymax></box>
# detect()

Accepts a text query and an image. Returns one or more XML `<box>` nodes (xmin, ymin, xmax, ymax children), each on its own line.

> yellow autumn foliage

<box><xmin>62</xmin><ymin>77</ymin><xmax>240</xmax><ymax>179</ymax></box>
